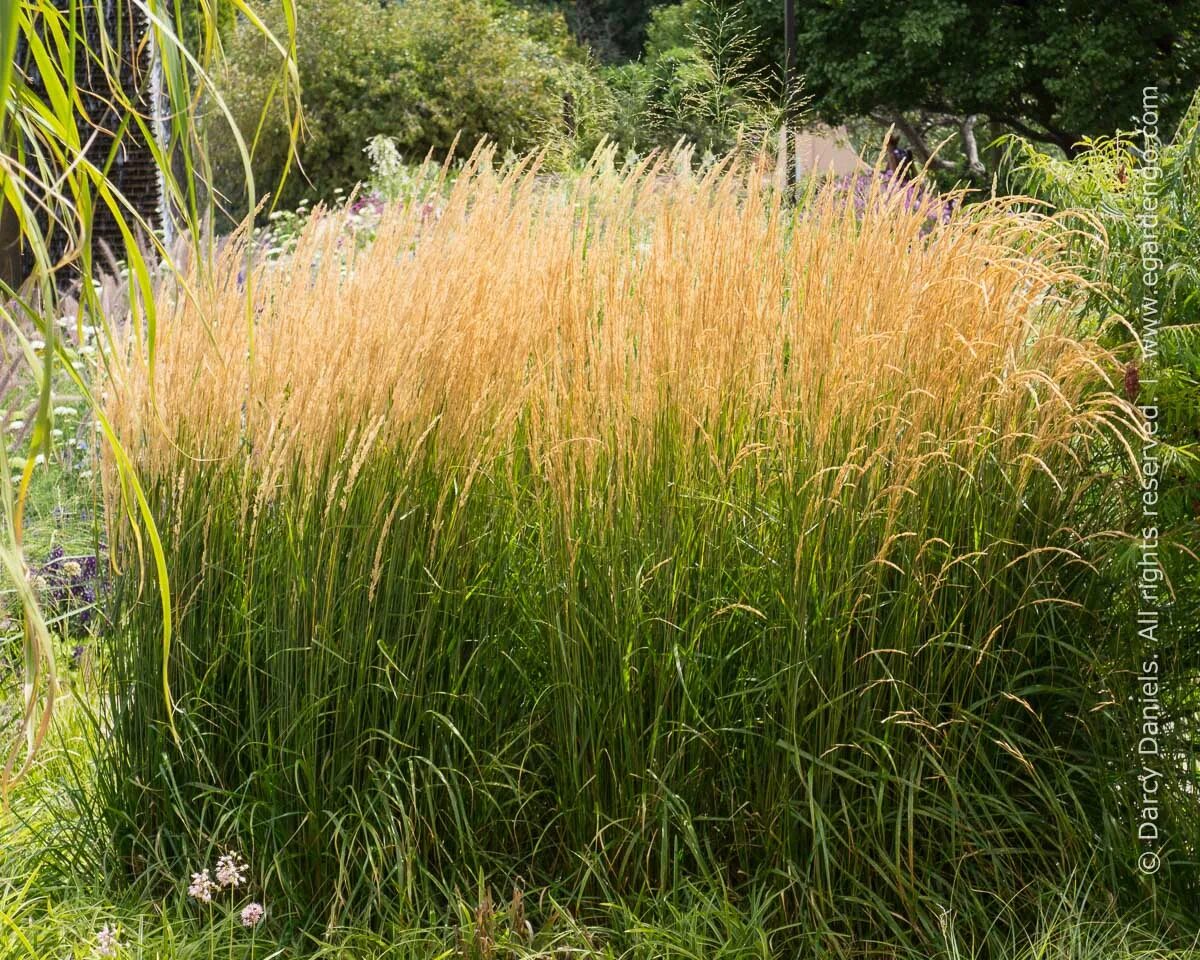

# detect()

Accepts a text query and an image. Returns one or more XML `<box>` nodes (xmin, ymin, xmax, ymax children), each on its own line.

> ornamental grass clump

<box><xmin>95</xmin><ymin>150</ymin><xmax>1188</xmax><ymax>950</ymax></box>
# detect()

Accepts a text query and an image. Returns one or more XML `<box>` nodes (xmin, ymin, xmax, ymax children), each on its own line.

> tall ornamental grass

<box><xmin>0</xmin><ymin>0</ymin><xmax>296</xmax><ymax>792</ymax></box>
<box><xmin>96</xmin><ymin>153</ymin><xmax>1184</xmax><ymax>951</ymax></box>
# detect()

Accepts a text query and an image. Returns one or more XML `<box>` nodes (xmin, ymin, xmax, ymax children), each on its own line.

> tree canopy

<box><xmin>795</xmin><ymin>0</ymin><xmax>1200</xmax><ymax>153</ymax></box>
<box><xmin>647</xmin><ymin>0</ymin><xmax>1200</xmax><ymax>172</ymax></box>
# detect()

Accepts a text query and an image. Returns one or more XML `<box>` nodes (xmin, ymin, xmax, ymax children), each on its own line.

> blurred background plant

<box><xmin>599</xmin><ymin>0</ymin><xmax>792</xmax><ymax>156</ymax></box>
<box><xmin>624</xmin><ymin>0</ymin><xmax>1200</xmax><ymax>186</ymax></box>
<box><xmin>202</xmin><ymin>0</ymin><xmax>1200</xmax><ymax>227</ymax></box>
<box><xmin>206</xmin><ymin>0</ymin><xmax>615</xmax><ymax>220</ymax></box>
<box><xmin>206</xmin><ymin>0</ymin><xmax>804</xmax><ymax>224</ymax></box>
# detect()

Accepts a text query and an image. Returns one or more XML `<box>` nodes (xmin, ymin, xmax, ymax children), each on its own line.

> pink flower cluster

<box><xmin>185</xmin><ymin>849</ymin><xmax>265</xmax><ymax>928</ymax></box>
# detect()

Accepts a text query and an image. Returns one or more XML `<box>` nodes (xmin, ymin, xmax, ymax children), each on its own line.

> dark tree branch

<box><xmin>994</xmin><ymin>112</ymin><xmax>1082</xmax><ymax>156</ymax></box>
<box><xmin>892</xmin><ymin>114</ymin><xmax>957</xmax><ymax>170</ymax></box>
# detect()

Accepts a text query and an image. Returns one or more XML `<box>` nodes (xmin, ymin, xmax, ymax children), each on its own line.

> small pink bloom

<box><xmin>215</xmin><ymin>851</ymin><xmax>248</xmax><ymax>889</ymax></box>
<box><xmin>94</xmin><ymin>924</ymin><xmax>122</xmax><ymax>957</ymax></box>
<box><xmin>241</xmin><ymin>901</ymin><xmax>265</xmax><ymax>927</ymax></box>
<box><xmin>187</xmin><ymin>869</ymin><xmax>215</xmax><ymax>903</ymax></box>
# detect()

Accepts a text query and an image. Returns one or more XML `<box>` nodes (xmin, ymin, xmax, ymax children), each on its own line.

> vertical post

<box><xmin>777</xmin><ymin>126</ymin><xmax>788</xmax><ymax>192</ymax></box>
<box><xmin>782</xmin><ymin>0</ymin><xmax>797</xmax><ymax>191</ymax></box>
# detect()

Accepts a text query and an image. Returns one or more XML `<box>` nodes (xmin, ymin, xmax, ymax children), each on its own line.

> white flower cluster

<box><xmin>187</xmin><ymin>868</ymin><xmax>216</xmax><ymax>903</ymax></box>
<box><xmin>215</xmin><ymin>851</ymin><xmax>248</xmax><ymax>889</ymax></box>
<box><xmin>241</xmin><ymin>902</ymin><xmax>266</xmax><ymax>927</ymax></box>
<box><xmin>184</xmin><ymin>850</ymin><xmax>265</xmax><ymax>928</ymax></box>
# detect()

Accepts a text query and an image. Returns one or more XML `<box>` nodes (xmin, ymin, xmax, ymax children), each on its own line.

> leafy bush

<box><xmin>602</xmin><ymin>0</ymin><xmax>785</xmax><ymax>155</ymax></box>
<box><xmin>1004</xmin><ymin>91</ymin><xmax>1200</xmax><ymax>654</ymax></box>
<box><xmin>207</xmin><ymin>0</ymin><xmax>607</xmax><ymax>217</ymax></box>
<box><xmin>96</xmin><ymin>156</ymin><xmax>1196</xmax><ymax>949</ymax></box>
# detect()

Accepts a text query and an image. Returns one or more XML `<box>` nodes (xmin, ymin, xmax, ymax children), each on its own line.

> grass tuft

<box><xmin>90</xmin><ymin>149</ymin><xmax>1192</xmax><ymax>952</ymax></box>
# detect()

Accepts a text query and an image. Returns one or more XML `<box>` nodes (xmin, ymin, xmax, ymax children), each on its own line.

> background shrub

<box><xmin>207</xmin><ymin>0</ymin><xmax>607</xmax><ymax>217</ymax></box>
<box><xmin>602</xmin><ymin>0</ymin><xmax>786</xmax><ymax>156</ymax></box>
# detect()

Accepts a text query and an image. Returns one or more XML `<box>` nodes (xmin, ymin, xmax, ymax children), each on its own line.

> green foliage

<box><xmin>561</xmin><ymin>0</ymin><xmax>664</xmax><ymax>62</ymax></box>
<box><xmin>100</xmin><ymin>437</ymin><xmax>1189</xmax><ymax>943</ymax></box>
<box><xmin>1003</xmin><ymin>93</ymin><xmax>1200</xmax><ymax>636</ymax></box>
<box><xmin>840</xmin><ymin>0</ymin><xmax>1200</xmax><ymax>151</ymax></box>
<box><xmin>94</xmin><ymin>418</ymin><xmax>1200</xmax><ymax>947</ymax></box>
<box><xmin>601</xmin><ymin>0</ymin><xmax>787</xmax><ymax>155</ymax></box>
<box><xmin>175</xmin><ymin>0</ymin><xmax>237</xmax><ymax>52</ymax></box>
<box><xmin>208</xmin><ymin>0</ymin><xmax>605</xmax><ymax>216</ymax></box>
<box><xmin>1</xmin><ymin>744</ymin><xmax>1194</xmax><ymax>960</ymax></box>
<box><xmin>647</xmin><ymin>0</ymin><xmax>1200</xmax><ymax>158</ymax></box>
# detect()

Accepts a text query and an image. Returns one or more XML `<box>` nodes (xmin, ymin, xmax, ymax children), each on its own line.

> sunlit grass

<box><xmin>81</xmin><ymin>150</ymin><xmax>1198</xmax><ymax>954</ymax></box>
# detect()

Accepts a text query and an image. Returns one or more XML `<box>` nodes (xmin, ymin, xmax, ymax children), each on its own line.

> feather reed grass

<box><xmin>92</xmin><ymin>150</ymin><xmax>1191</xmax><ymax>952</ymax></box>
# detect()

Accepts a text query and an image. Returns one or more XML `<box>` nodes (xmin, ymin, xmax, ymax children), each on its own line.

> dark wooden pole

<box><xmin>783</xmin><ymin>0</ymin><xmax>796</xmax><ymax>105</ymax></box>
<box><xmin>783</xmin><ymin>0</ymin><xmax>797</xmax><ymax>189</ymax></box>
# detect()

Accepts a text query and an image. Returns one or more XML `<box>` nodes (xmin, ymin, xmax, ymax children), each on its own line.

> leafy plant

<box><xmin>1003</xmin><ymin>91</ymin><xmax>1200</xmax><ymax>653</ymax></box>
<box><xmin>207</xmin><ymin>0</ymin><xmax>606</xmax><ymax>218</ymax></box>
<box><xmin>603</xmin><ymin>0</ymin><xmax>790</xmax><ymax>156</ymax></box>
